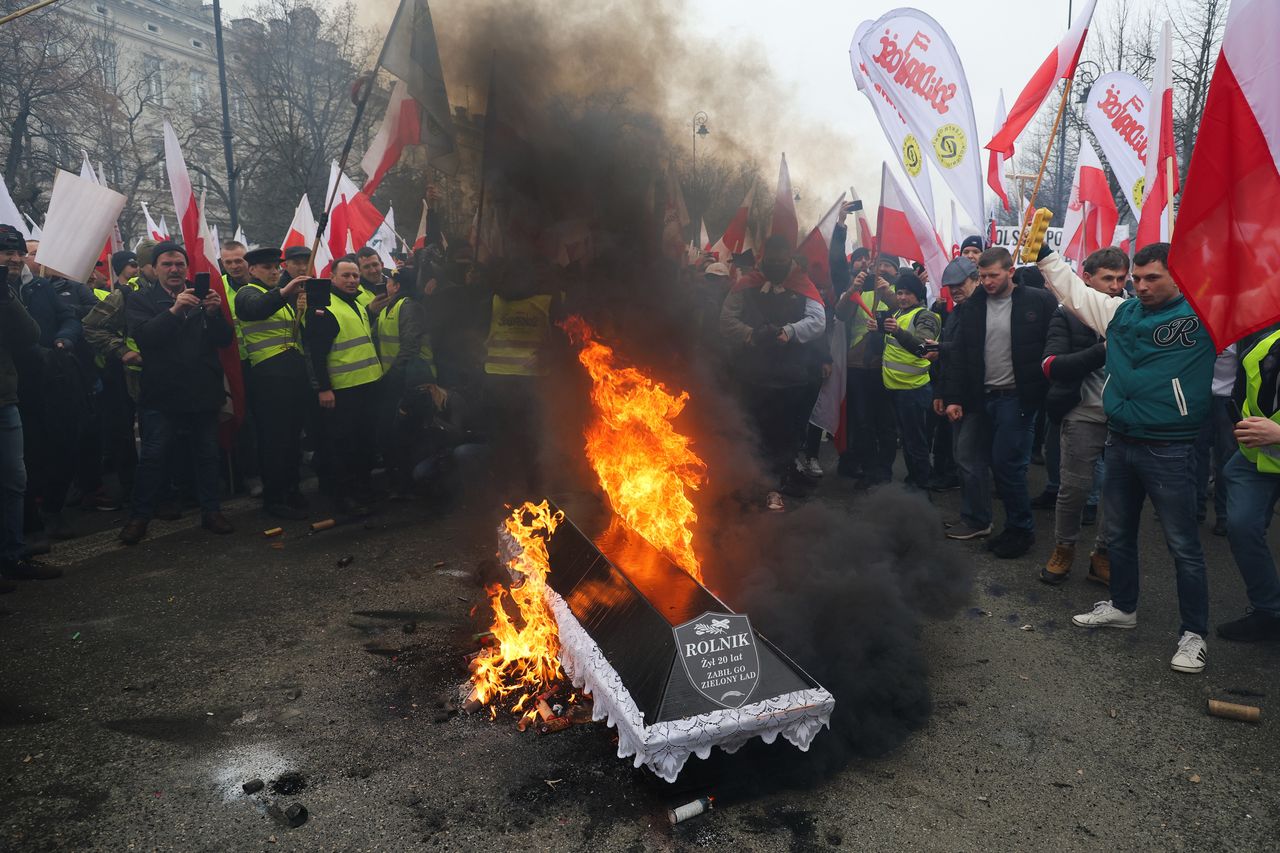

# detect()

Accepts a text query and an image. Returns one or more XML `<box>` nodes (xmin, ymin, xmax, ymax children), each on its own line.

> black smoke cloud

<box><xmin>392</xmin><ymin>0</ymin><xmax>973</xmax><ymax>777</ymax></box>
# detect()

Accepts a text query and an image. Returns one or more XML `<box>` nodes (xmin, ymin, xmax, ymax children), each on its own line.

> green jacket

<box><xmin>1040</xmin><ymin>252</ymin><xmax>1214</xmax><ymax>442</ymax></box>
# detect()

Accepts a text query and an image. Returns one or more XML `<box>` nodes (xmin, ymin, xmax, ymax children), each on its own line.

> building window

<box><xmin>191</xmin><ymin>39</ymin><xmax>204</xmax><ymax>49</ymax></box>
<box><xmin>190</xmin><ymin>70</ymin><xmax>207</xmax><ymax>111</ymax></box>
<box><xmin>142</xmin><ymin>56</ymin><xmax>164</xmax><ymax>105</ymax></box>
<box><xmin>146</xmin><ymin>23</ymin><xmax>159</xmax><ymax>34</ymax></box>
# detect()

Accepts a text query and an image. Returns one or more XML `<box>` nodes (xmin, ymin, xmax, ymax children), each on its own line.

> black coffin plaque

<box><xmin>542</xmin><ymin>499</ymin><xmax>817</xmax><ymax>724</ymax></box>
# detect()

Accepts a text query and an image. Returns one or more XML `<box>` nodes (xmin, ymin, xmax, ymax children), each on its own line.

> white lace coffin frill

<box><xmin>500</xmin><ymin>529</ymin><xmax>836</xmax><ymax>783</ymax></box>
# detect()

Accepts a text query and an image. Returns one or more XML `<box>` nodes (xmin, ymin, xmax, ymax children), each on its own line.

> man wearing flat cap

<box><xmin>234</xmin><ymin>247</ymin><xmax>311</xmax><ymax>519</ymax></box>
<box><xmin>119</xmin><ymin>241</ymin><xmax>235</xmax><ymax>545</ymax></box>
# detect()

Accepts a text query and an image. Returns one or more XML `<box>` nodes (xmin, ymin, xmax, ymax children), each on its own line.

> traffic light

<box><xmin>1020</xmin><ymin>208</ymin><xmax>1053</xmax><ymax>264</ymax></box>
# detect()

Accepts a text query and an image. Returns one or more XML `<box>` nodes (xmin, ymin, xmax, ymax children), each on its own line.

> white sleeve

<box><xmin>787</xmin><ymin>297</ymin><xmax>827</xmax><ymax>344</ymax></box>
<box><xmin>1038</xmin><ymin>252</ymin><xmax>1124</xmax><ymax>337</ymax></box>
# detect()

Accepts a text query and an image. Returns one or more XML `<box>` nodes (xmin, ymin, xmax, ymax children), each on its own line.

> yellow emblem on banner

<box><xmin>932</xmin><ymin>124</ymin><xmax>966</xmax><ymax>169</ymax></box>
<box><xmin>902</xmin><ymin>135</ymin><xmax>923</xmax><ymax>177</ymax></box>
<box><xmin>1132</xmin><ymin>176</ymin><xmax>1146</xmax><ymax>210</ymax></box>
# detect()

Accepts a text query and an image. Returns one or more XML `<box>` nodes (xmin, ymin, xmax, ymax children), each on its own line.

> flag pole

<box><xmin>0</xmin><ymin>0</ymin><xmax>63</xmax><ymax>27</ymax></box>
<box><xmin>1165</xmin><ymin>157</ymin><xmax>1175</xmax><ymax>237</ymax></box>
<box><xmin>306</xmin><ymin>0</ymin><xmax>409</xmax><ymax>276</ymax></box>
<box><xmin>1013</xmin><ymin>79</ymin><xmax>1073</xmax><ymax>262</ymax></box>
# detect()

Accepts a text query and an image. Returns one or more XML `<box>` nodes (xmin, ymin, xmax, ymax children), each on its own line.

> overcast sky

<box><xmin>222</xmin><ymin>0</ymin><xmax>1196</xmax><ymax>230</ymax></box>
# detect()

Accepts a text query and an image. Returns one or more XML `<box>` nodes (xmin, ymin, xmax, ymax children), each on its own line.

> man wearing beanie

<box><xmin>877</xmin><ymin>271</ymin><xmax>939</xmax><ymax>491</ymax></box>
<box><xmin>110</xmin><ymin>251</ymin><xmax>138</xmax><ymax>292</ymax></box>
<box><xmin>118</xmin><ymin>241</ymin><xmax>235</xmax><ymax>545</ymax></box>
<box><xmin>959</xmin><ymin>235</ymin><xmax>984</xmax><ymax>264</ymax></box>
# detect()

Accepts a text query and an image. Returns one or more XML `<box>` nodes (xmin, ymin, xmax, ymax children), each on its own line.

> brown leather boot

<box><xmin>1038</xmin><ymin>543</ymin><xmax>1075</xmax><ymax>585</ymax></box>
<box><xmin>1088</xmin><ymin>550</ymin><xmax>1111</xmax><ymax>586</ymax></box>
<box><xmin>201</xmin><ymin>512</ymin><xmax>233</xmax><ymax>535</ymax></box>
<box><xmin>119</xmin><ymin>518</ymin><xmax>149</xmax><ymax>546</ymax></box>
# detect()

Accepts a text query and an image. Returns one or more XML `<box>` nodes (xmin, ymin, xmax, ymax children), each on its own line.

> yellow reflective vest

<box><xmin>882</xmin><ymin>306</ymin><xmax>936</xmax><ymax>390</ymax></box>
<box><xmin>325</xmin><ymin>297</ymin><xmax>382</xmax><ymax>390</ymax></box>
<box><xmin>484</xmin><ymin>294</ymin><xmax>552</xmax><ymax>377</ymax></box>
<box><xmin>1240</xmin><ymin>328</ymin><xmax>1280</xmax><ymax>473</ymax></box>
<box><xmin>224</xmin><ymin>275</ymin><xmax>249</xmax><ymax>361</ymax></box>
<box><xmin>238</xmin><ymin>281</ymin><xmax>298</xmax><ymax>368</ymax></box>
<box><xmin>376</xmin><ymin>297</ymin><xmax>433</xmax><ymax>376</ymax></box>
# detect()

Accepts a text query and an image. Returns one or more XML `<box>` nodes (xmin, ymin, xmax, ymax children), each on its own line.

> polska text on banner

<box><xmin>1083</xmin><ymin>71</ymin><xmax>1151</xmax><ymax>222</ymax></box>
<box><xmin>857</xmin><ymin>8</ymin><xmax>986</xmax><ymax>229</ymax></box>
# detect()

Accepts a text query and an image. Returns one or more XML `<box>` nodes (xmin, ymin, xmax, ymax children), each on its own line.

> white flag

<box><xmin>35</xmin><ymin>170</ymin><xmax>126</xmax><ymax>283</ymax></box>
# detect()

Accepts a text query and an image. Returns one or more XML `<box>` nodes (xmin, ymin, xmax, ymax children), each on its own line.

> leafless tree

<box><xmin>1170</xmin><ymin>0</ymin><xmax>1227</xmax><ymax>167</ymax></box>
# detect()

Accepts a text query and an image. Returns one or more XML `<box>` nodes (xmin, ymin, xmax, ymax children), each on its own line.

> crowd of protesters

<box><xmin>2</xmin><ymin>190</ymin><xmax>1279</xmax><ymax>676</ymax></box>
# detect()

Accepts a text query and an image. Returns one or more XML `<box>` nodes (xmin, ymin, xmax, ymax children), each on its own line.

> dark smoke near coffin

<box><xmin>425</xmin><ymin>0</ymin><xmax>973</xmax><ymax>772</ymax></box>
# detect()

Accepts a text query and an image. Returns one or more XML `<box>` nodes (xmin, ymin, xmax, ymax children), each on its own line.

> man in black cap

<box><xmin>877</xmin><ymin>271</ymin><xmax>939</xmax><ymax>491</ymax></box>
<box><xmin>234</xmin><ymin>247</ymin><xmax>311</xmax><ymax>519</ymax></box>
<box><xmin>111</xmin><ymin>251</ymin><xmax>138</xmax><ymax>292</ymax></box>
<box><xmin>282</xmin><ymin>245</ymin><xmax>312</xmax><ymax>283</ymax></box>
<box><xmin>929</xmin><ymin>257</ymin><xmax>979</xmax><ymax>494</ymax></box>
<box><xmin>119</xmin><ymin>241</ymin><xmax>235</xmax><ymax>545</ymax></box>
<box><xmin>959</xmin><ymin>235</ymin><xmax>984</xmax><ymax>264</ymax></box>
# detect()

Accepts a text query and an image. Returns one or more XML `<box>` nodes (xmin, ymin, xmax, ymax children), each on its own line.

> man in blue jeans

<box><xmin>941</xmin><ymin>247</ymin><xmax>1056</xmax><ymax>558</ymax></box>
<box><xmin>1217</xmin><ymin>325</ymin><xmax>1280</xmax><ymax>642</ymax></box>
<box><xmin>119</xmin><ymin>242</ymin><xmax>236</xmax><ymax>546</ymax></box>
<box><xmin>1040</xmin><ymin>243</ymin><xmax>1215</xmax><ymax>673</ymax></box>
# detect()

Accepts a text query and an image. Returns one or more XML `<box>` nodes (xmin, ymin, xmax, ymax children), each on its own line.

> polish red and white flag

<box><xmin>876</xmin><ymin>162</ymin><xmax>949</xmax><ymax>302</ymax></box>
<box><xmin>1061</xmin><ymin>133</ymin><xmax>1118</xmax><ymax>266</ymax></box>
<box><xmin>281</xmin><ymin>194</ymin><xmax>316</xmax><ymax>252</ymax></box>
<box><xmin>141</xmin><ymin>203</ymin><xmax>167</xmax><ymax>242</ymax></box>
<box><xmin>709</xmin><ymin>180</ymin><xmax>754</xmax><ymax>260</ymax></box>
<box><xmin>848</xmin><ymin>181</ymin><xmax>874</xmax><ymax>251</ymax></box>
<box><xmin>1168</xmin><ymin>0</ymin><xmax>1280</xmax><ymax>349</ymax></box>
<box><xmin>361</xmin><ymin>80</ymin><xmax>426</xmax><ymax>196</ymax></box>
<box><xmin>1135</xmin><ymin>20</ymin><xmax>1178</xmax><ymax>247</ymax></box>
<box><xmin>985</xmin><ymin>0</ymin><xmax>1098</xmax><ymax>157</ymax></box>
<box><xmin>987</xmin><ymin>89</ymin><xmax>1012</xmax><ymax>211</ymax></box>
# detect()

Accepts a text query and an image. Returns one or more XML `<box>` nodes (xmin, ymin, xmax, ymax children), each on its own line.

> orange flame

<box><xmin>471</xmin><ymin>501</ymin><xmax>565</xmax><ymax>718</ymax></box>
<box><xmin>564</xmin><ymin>317</ymin><xmax>707</xmax><ymax>583</ymax></box>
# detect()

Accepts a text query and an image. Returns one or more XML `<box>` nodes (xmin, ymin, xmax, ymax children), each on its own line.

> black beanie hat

<box><xmin>0</xmin><ymin>225</ymin><xmax>25</xmax><ymax>253</ymax></box>
<box><xmin>150</xmin><ymin>240</ymin><xmax>188</xmax><ymax>266</ymax></box>
<box><xmin>960</xmin><ymin>235</ymin><xmax>985</xmax><ymax>253</ymax></box>
<box><xmin>894</xmin><ymin>271</ymin><xmax>927</xmax><ymax>303</ymax></box>
<box><xmin>111</xmin><ymin>250</ymin><xmax>138</xmax><ymax>276</ymax></box>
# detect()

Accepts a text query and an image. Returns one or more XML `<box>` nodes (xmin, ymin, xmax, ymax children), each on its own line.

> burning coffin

<box><xmin>498</xmin><ymin>499</ymin><xmax>834</xmax><ymax>783</ymax></box>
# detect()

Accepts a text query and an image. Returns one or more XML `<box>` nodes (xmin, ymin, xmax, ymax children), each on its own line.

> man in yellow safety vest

<box><xmin>876</xmin><ymin>271</ymin><xmax>939</xmax><ymax>491</ymax></box>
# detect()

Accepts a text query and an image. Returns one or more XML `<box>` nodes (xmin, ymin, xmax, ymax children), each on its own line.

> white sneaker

<box><xmin>765</xmin><ymin>491</ymin><xmax>785</xmax><ymax>512</ymax></box>
<box><xmin>1171</xmin><ymin>631</ymin><xmax>1207</xmax><ymax>673</ymax></box>
<box><xmin>1071</xmin><ymin>600</ymin><xmax>1137</xmax><ymax>629</ymax></box>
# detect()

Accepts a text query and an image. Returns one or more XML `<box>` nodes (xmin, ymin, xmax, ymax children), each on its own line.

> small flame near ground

<box><xmin>471</xmin><ymin>318</ymin><xmax>709</xmax><ymax>716</ymax></box>
<box><xmin>563</xmin><ymin>316</ymin><xmax>707</xmax><ymax>583</ymax></box>
<box><xmin>471</xmin><ymin>501</ymin><xmax>565</xmax><ymax>720</ymax></box>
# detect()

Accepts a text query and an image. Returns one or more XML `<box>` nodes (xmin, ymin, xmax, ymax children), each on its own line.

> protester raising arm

<box><xmin>1038</xmin><ymin>250</ymin><xmax>1124</xmax><ymax>337</ymax></box>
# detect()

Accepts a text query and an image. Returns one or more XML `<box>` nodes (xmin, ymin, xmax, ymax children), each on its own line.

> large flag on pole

<box><xmin>163</xmin><ymin>119</ymin><xmax>245</xmax><ymax>447</ymax></box>
<box><xmin>1083</xmin><ymin>71</ymin><xmax>1153</xmax><ymax>223</ymax></box>
<box><xmin>850</xmin><ymin>20</ymin><xmax>935</xmax><ymax>221</ymax></box>
<box><xmin>361</xmin><ymin>80</ymin><xmax>437</xmax><ymax>194</ymax></box>
<box><xmin>1061</xmin><ymin>132</ymin><xmax>1119</xmax><ymax>267</ymax></box>
<box><xmin>987</xmin><ymin>90</ymin><xmax>1012</xmax><ymax>211</ymax></box>
<box><xmin>1168</xmin><ymin>0</ymin><xmax>1280</xmax><ymax>350</ymax></box>
<box><xmin>380</xmin><ymin>0</ymin><xmax>458</xmax><ymax>177</ymax></box>
<box><xmin>804</xmin><ymin>193</ymin><xmax>850</xmax><ymax>437</ymax></box>
<box><xmin>876</xmin><ymin>162</ymin><xmax>949</xmax><ymax>302</ymax></box>
<box><xmin>856</xmin><ymin>9</ymin><xmax>986</xmax><ymax>230</ymax></box>
<box><xmin>768</xmin><ymin>153</ymin><xmax>798</xmax><ymax>247</ymax></box>
<box><xmin>796</xmin><ymin>193</ymin><xmax>847</xmax><ymax>299</ymax></box>
<box><xmin>985</xmin><ymin>0</ymin><xmax>1098</xmax><ymax>157</ymax></box>
<box><xmin>141</xmin><ymin>202</ymin><xmax>167</xmax><ymax>241</ymax></box>
<box><xmin>1136</xmin><ymin>20</ymin><xmax>1178</xmax><ymax>247</ymax></box>
<box><xmin>316</xmin><ymin>162</ymin><xmax>384</xmax><ymax>274</ymax></box>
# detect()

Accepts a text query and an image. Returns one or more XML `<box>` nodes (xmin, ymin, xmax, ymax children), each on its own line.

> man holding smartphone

<box><xmin>302</xmin><ymin>256</ymin><xmax>382</xmax><ymax>516</ymax></box>
<box><xmin>118</xmin><ymin>242</ymin><xmax>235</xmax><ymax>545</ymax></box>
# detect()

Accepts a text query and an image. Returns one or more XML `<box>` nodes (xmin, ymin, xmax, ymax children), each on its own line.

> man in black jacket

<box><xmin>1038</xmin><ymin>248</ymin><xmax>1128</xmax><ymax>585</ymax></box>
<box><xmin>119</xmin><ymin>242</ymin><xmax>235</xmax><ymax>545</ymax></box>
<box><xmin>943</xmin><ymin>247</ymin><xmax>1056</xmax><ymax>557</ymax></box>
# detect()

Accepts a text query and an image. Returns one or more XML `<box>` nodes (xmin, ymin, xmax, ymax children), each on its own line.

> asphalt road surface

<box><xmin>2</xmin><ymin>455</ymin><xmax>1277</xmax><ymax>852</ymax></box>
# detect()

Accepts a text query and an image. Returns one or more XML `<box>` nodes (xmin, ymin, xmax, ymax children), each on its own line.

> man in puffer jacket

<box><xmin>1040</xmin><ymin>242</ymin><xmax>1215</xmax><ymax>675</ymax></box>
